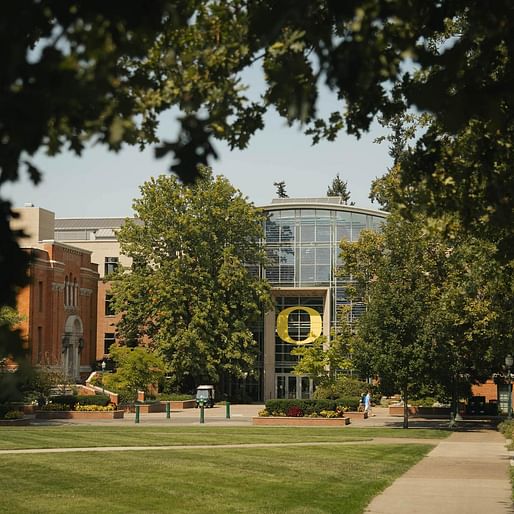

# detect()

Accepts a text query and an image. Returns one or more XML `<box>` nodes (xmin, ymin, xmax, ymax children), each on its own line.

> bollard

<box><xmin>166</xmin><ymin>401</ymin><xmax>171</xmax><ymax>419</ymax></box>
<box><xmin>200</xmin><ymin>401</ymin><xmax>205</xmax><ymax>424</ymax></box>
<box><xmin>225</xmin><ymin>400</ymin><xmax>230</xmax><ymax>419</ymax></box>
<box><xmin>135</xmin><ymin>404</ymin><xmax>140</xmax><ymax>424</ymax></box>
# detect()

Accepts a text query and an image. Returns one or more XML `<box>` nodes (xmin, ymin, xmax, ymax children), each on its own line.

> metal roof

<box><xmin>54</xmin><ymin>217</ymin><xmax>138</xmax><ymax>230</ymax></box>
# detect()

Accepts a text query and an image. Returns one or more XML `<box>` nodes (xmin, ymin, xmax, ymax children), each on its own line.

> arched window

<box><xmin>73</xmin><ymin>278</ymin><xmax>78</xmax><ymax>306</ymax></box>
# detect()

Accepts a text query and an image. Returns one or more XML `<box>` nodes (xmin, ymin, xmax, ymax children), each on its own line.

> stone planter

<box><xmin>344</xmin><ymin>411</ymin><xmax>368</xmax><ymax>420</ymax></box>
<box><xmin>128</xmin><ymin>403</ymin><xmax>164</xmax><ymax>414</ymax></box>
<box><xmin>123</xmin><ymin>400</ymin><xmax>196</xmax><ymax>413</ymax></box>
<box><xmin>389</xmin><ymin>405</ymin><xmax>417</xmax><ymax>416</ymax></box>
<box><xmin>252</xmin><ymin>416</ymin><xmax>350</xmax><ymax>426</ymax></box>
<box><xmin>389</xmin><ymin>406</ymin><xmax>451</xmax><ymax>417</ymax></box>
<box><xmin>169</xmin><ymin>399</ymin><xmax>196</xmax><ymax>409</ymax></box>
<box><xmin>35</xmin><ymin>410</ymin><xmax>124</xmax><ymax>420</ymax></box>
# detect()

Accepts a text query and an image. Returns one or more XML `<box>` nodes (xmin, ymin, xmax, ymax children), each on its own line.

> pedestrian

<box><xmin>359</xmin><ymin>392</ymin><xmax>366</xmax><ymax>412</ymax></box>
<box><xmin>364</xmin><ymin>390</ymin><xmax>372</xmax><ymax>416</ymax></box>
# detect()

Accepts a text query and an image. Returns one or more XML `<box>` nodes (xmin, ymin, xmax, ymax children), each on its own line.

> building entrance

<box><xmin>276</xmin><ymin>374</ymin><xmax>313</xmax><ymax>399</ymax></box>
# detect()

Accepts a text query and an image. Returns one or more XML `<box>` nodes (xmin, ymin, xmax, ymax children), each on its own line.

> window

<box><xmin>103</xmin><ymin>333</ymin><xmax>115</xmax><ymax>355</ymax></box>
<box><xmin>104</xmin><ymin>257</ymin><xmax>119</xmax><ymax>276</ymax></box>
<box><xmin>38</xmin><ymin>281</ymin><xmax>43</xmax><ymax>312</ymax></box>
<box><xmin>104</xmin><ymin>294</ymin><xmax>115</xmax><ymax>316</ymax></box>
<box><xmin>36</xmin><ymin>326</ymin><xmax>42</xmax><ymax>362</ymax></box>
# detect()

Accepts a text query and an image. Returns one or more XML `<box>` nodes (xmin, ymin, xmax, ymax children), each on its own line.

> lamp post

<box><xmin>101</xmin><ymin>360</ymin><xmax>106</xmax><ymax>394</ymax></box>
<box><xmin>506</xmin><ymin>354</ymin><xmax>513</xmax><ymax>420</ymax></box>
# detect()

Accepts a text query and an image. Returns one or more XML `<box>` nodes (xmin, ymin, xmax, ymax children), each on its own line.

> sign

<box><xmin>276</xmin><ymin>306</ymin><xmax>322</xmax><ymax>345</ymax></box>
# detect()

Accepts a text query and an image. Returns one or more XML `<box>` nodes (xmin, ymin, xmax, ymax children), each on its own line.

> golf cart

<box><xmin>196</xmin><ymin>385</ymin><xmax>215</xmax><ymax>408</ymax></box>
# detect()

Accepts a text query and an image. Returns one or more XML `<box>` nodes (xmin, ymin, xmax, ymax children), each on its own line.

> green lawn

<box><xmin>0</xmin><ymin>443</ymin><xmax>432</xmax><ymax>513</ymax></box>
<box><xmin>0</xmin><ymin>425</ymin><xmax>449</xmax><ymax>449</ymax></box>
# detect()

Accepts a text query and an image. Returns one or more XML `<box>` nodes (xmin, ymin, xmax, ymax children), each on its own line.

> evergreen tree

<box><xmin>327</xmin><ymin>173</ymin><xmax>352</xmax><ymax>204</ymax></box>
<box><xmin>273</xmin><ymin>181</ymin><xmax>288</xmax><ymax>198</ymax></box>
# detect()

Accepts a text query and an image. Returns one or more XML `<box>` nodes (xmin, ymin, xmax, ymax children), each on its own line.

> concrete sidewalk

<box><xmin>365</xmin><ymin>429</ymin><xmax>513</xmax><ymax>513</ymax></box>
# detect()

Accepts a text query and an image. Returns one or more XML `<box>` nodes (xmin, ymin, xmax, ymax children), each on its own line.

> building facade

<box><xmin>53</xmin><ymin>198</ymin><xmax>386</xmax><ymax>399</ymax></box>
<box><xmin>11</xmin><ymin>207</ymin><xmax>99</xmax><ymax>379</ymax></box>
<box><xmin>259</xmin><ymin>198</ymin><xmax>386</xmax><ymax>400</ymax></box>
<box><xmin>53</xmin><ymin>217</ymin><xmax>132</xmax><ymax>360</ymax></box>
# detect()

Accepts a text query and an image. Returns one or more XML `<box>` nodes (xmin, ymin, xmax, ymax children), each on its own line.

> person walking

<box><xmin>364</xmin><ymin>390</ymin><xmax>372</xmax><ymax>416</ymax></box>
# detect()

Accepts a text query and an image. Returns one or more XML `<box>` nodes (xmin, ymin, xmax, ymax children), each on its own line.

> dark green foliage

<box><xmin>49</xmin><ymin>394</ymin><xmax>110</xmax><ymax>409</ymax></box>
<box><xmin>75</xmin><ymin>395</ymin><xmax>111</xmax><ymax>407</ymax></box>
<box><xmin>273</xmin><ymin>181</ymin><xmax>288</xmax><ymax>198</ymax></box>
<box><xmin>327</xmin><ymin>173</ymin><xmax>352</xmax><ymax>204</ymax></box>
<box><xmin>265</xmin><ymin>398</ymin><xmax>360</xmax><ymax>415</ymax></box>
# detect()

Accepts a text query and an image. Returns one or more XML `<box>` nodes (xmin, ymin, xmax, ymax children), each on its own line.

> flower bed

<box><xmin>253</xmin><ymin>416</ymin><xmax>350</xmax><ymax>426</ymax></box>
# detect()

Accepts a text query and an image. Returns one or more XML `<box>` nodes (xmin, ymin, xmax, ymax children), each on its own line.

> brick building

<box><xmin>11</xmin><ymin>206</ymin><xmax>99</xmax><ymax>380</ymax></box>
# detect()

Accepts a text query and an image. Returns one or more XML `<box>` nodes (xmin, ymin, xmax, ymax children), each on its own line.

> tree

<box><xmin>273</xmin><ymin>181</ymin><xmax>288</xmax><ymax>198</ymax></box>
<box><xmin>327</xmin><ymin>173</ymin><xmax>352</xmax><ymax>204</ymax></box>
<box><xmin>111</xmin><ymin>168</ymin><xmax>271</xmax><ymax>392</ymax></box>
<box><xmin>4</xmin><ymin>1</ymin><xmax>514</xmax><ymax>378</ymax></box>
<box><xmin>291</xmin><ymin>305</ymin><xmax>354</xmax><ymax>385</ymax></box>
<box><xmin>343</xmin><ymin>210</ymin><xmax>509</xmax><ymax>427</ymax></box>
<box><xmin>103</xmin><ymin>345</ymin><xmax>165</xmax><ymax>402</ymax></box>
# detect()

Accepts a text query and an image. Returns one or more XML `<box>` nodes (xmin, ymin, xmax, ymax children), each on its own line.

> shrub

<box><xmin>49</xmin><ymin>395</ymin><xmax>77</xmax><ymax>409</ymax></box>
<box><xmin>258</xmin><ymin>409</ymin><xmax>270</xmax><ymax>417</ymax></box>
<box><xmin>4</xmin><ymin>410</ymin><xmax>24</xmax><ymax>420</ymax></box>
<box><xmin>158</xmin><ymin>393</ymin><xmax>194</xmax><ymax>401</ymax></box>
<box><xmin>40</xmin><ymin>403</ymin><xmax>70</xmax><ymax>411</ymax></box>
<box><xmin>0</xmin><ymin>404</ymin><xmax>11</xmax><ymax>418</ymax></box>
<box><xmin>286</xmin><ymin>405</ymin><xmax>304</xmax><ymax>417</ymax></box>
<box><xmin>76</xmin><ymin>394</ymin><xmax>111</xmax><ymax>406</ymax></box>
<box><xmin>498</xmin><ymin>420</ymin><xmax>514</xmax><ymax>439</ymax></box>
<box><xmin>265</xmin><ymin>399</ymin><xmax>359</xmax><ymax>416</ymax></box>
<box><xmin>320</xmin><ymin>410</ymin><xmax>339</xmax><ymax>418</ymax></box>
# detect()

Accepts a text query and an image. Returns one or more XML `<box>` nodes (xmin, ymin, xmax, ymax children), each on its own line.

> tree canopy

<box><xmin>3</xmin><ymin>1</ymin><xmax>514</xmax><ymax>367</ymax></box>
<box><xmin>111</xmin><ymin>168</ymin><xmax>271</xmax><ymax>392</ymax></box>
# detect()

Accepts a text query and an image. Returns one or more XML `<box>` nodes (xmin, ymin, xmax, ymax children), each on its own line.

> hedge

<box><xmin>265</xmin><ymin>397</ymin><xmax>360</xmax><ymax>416</ymax></box>
<box><xmin>50</xmin><ymin>394</ymin><xmax>111</xmax><ymax>409</ymax></box>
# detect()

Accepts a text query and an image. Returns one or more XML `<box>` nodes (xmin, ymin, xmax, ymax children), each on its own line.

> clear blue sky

<box><xmin>3</xmin><ymin>96</ymin><xmax>392</xmax><ymax>218</ymax></box>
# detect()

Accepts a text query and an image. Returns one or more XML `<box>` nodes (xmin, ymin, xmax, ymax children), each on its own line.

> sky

<box><xmin>2</xmin><ymin>90</ymin><xmax>392</xmax><ymax>219</ymax></box>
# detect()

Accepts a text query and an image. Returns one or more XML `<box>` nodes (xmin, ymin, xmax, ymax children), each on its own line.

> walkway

<box><xmin>365</xmin><ymin>429</ymin><xmax>513</xmax><ymax>514</ymax></box>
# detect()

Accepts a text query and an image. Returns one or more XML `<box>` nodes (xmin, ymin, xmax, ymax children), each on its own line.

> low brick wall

<box><xmin>344</xmin><ymin>411</ymin><xmax>368</xmax><ymax>420</ymax></box>
<box><xmin>389</xmin><ymin>406</ymin><xmax>451</xmax><ymax>417</ymax></box>
<box><xmin>170</xmin><ymin>399</ymin><xmax>196</xmax><ymax>409</ymax></box>
<box><xmin>35</xmin><ymin>410</ymin><xmax>124</xmax><ymax>420</ymax></box>
<box><xmin>0</xmin><ymin>418</ymin><xmax>31</xmax><ymax>426</ymax></box>
<box><xmin>252</xmin><ymin>416</ymin><xmax>350</xmax><ymax>426</ymax></box>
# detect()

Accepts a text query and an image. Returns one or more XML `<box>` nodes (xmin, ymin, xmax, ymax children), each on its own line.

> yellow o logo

<box><xmin>276</xmin><ymin>306</ymin><xmax>322</xmax><ymax>345</ymax></box>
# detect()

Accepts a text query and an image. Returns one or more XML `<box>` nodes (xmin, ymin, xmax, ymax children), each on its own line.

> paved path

<box><xmin>365</xmin><ymin>429</ymin><xmax>513</xmax><ymax>514</ymax></box>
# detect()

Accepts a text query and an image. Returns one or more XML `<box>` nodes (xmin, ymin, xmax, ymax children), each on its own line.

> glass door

<box><xmin>275</xmin><ymin>374</ymin><xmax>314</xmax><ymax>399</ymax></box>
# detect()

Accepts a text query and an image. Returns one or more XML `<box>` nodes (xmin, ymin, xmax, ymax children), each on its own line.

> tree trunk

<box><xmin>402</xmin><ymin>385</ymin><xmax>409</xmax><ymax>429</ymax></box>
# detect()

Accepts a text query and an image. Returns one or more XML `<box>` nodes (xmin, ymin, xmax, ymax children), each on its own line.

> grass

<box><xmin>0</xmin><ymin>425</ymin><xmax>449</xmax><ymax>449</ymax></box>
<box><xmin>0</xmin><ymin>442</ymin><xmax>432</xmax><ymax>513</ymax></box>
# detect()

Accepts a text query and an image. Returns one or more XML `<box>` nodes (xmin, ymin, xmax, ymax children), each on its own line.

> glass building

<box><xmin>259</xmin><ymin>198</ymin><xmax>387</xmax><ymax>401</ymax></box>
